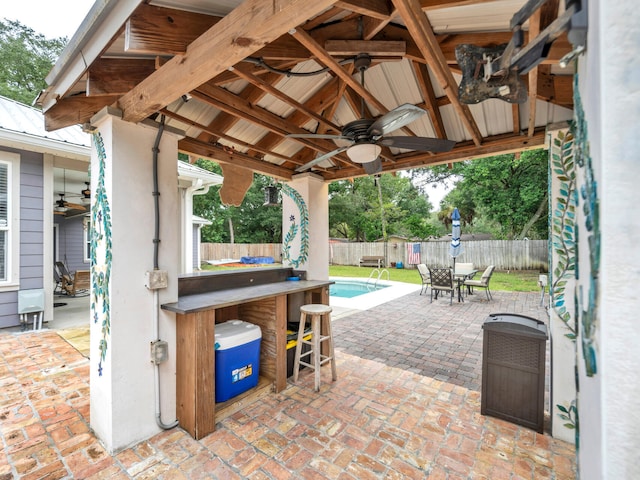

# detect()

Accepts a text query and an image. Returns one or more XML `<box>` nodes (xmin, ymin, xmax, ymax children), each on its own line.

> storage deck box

<box><xmin>215</xmin><ymin>320</ymin><xmax>261</xmax><ymax>403</ymax></box>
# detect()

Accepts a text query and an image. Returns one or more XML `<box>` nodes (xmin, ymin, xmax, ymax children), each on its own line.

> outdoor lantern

<box><xmin>263</xmin><ymin>186</ymin><xmax>279</xmax><ymax>206</ymax></box>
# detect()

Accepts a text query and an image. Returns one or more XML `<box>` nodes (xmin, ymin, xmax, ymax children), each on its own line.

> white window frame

<box><xmin>83</xmin><ymin>217</ymin><xmax>91</xmax><ymax>263</ymax></box>
<box><xmin>0</xmin><ymin>151</ymin><xmax>20</xmax><ymax>291</ymax></box>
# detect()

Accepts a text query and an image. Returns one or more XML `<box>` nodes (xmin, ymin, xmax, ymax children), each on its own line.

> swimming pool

<box><xmin>329</xmin><ymin>279</ymin><xmax>389</xmax><ymax>298</ymax></box>
<box><xmin>329</xmin><ymin>277</ymin><xmax>422</xmax><ymax>318</ymax></box>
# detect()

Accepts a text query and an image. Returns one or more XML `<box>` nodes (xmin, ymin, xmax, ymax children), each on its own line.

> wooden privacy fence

<box><xmin>201</xmin><ymin>240</ymin><xmax>548</xmax><ymax>271</ymax></box>
<box><xmin>330</xmin><ymin>240</ymin><xmax>548</xmax><ymax>271</ymax></box>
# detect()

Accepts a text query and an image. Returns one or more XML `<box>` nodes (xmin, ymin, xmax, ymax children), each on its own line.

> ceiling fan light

<box><xmin>55</xmin><ymin>205</ymin><xmax>68</xmax><ymax>213</ymax></box>
<box><xmin>347</xmin><ymin>143</ymin><xmax>382</xmax><ymax>164</ymax></box>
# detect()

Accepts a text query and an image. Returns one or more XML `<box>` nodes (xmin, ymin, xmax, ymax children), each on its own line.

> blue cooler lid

<box><xmin>215</xmin><ymin>320</ymin><xmax>262</xmax><ymax>350</ymax></box>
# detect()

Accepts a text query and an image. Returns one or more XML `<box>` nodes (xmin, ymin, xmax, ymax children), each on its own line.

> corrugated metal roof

<box><xmin>0</xmin><ymin>95</ymin><xmax>90</xmax><ymax>149</ymax></box>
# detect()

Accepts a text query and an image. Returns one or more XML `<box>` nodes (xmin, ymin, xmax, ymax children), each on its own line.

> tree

<box><xmin>442</xmin><ymin>150</ymin><xmax>549</xmax><ymax>239</ymax></box>
<box><xmin>328</xmin><ymin>174</ymin><xmax>432</xmax><ymax>241</ymax></box>
<box><xmin>0</xmin><ymin>19</ymin><xmax>67</xmax><ymax>105</ymax></box>
<box><xmin>191</xmin><ymin>159</ymin><xmax>282</xmax><ymax>243</ymax></box>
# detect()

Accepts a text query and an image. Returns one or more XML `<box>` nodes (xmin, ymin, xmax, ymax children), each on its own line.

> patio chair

<box><xmin>463</xmin><ymin>265</ymin><xmax>495</xmax><ymax>301</ymax></box>
<box><xmin>53</xmin><ymin>268</ymin><xmax>64</xmax><ymax>295</ymax></box>
<box><xmin>62</xmin><ymin>270</ymin><xmax>90</xmax><ymax>297</ymax></box>
<box><xmin>428</xmin><ymin>267</ymin><xmax>456</xmax><ymax>305</ymax></box>
<box><xmin>417</xmin><ymin>264</ymin><xmax>431</xmax><ymax>295</ymax></box>
<box><xmin>455</xmin><ymin>262</ymin><xmax>476</xmax><ymax>295</ymax></box>
<box><xmin>57</xmin><ymin>261</ymin><xmax>90</xmax><ymax>297</ymax></box>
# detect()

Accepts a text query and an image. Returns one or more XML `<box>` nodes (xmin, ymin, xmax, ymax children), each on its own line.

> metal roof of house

<box><xmin>0</xmin><ymin>95</ymin><xmax>90</xmax><ymax>159</ymax></box>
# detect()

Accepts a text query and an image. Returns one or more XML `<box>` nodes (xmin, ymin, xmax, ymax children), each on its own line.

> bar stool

<box><xmin>293</xmin><ymin>304</ymin><xmax>337</xmax><ymax>391</ymax></box>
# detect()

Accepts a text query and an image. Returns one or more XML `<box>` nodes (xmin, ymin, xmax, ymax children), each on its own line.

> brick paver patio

<box><xmin>0</xmin><ymin>290</ymin><xmax>576</xmax><ymax>479</ymax></box>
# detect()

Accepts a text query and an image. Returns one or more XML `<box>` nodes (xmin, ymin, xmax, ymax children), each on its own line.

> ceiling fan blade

<box><xmin>286</xmin><ymin>133</ymin><xmax>350</xmax><ymax>140</ymax></box>
<box><xmin>64</xmin><ymin>202</ymin><xmax>88</xmax><ymax>211</ymax></box>
<box><xmin>294</xmin><ymin>146</ymin><xmax>349</xmax><ymax>172</ymax></box>
<box><xmin>367</xmin><ymin>104</ymin><xmax>427</xmax><ymax>137</ymax></box>
<box><xmin>379</xmin><ymin>136</ymin><xmax>456</xmax><ymax>152</ymax></box>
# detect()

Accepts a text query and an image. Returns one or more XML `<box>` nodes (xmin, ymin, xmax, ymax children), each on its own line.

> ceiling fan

<box><xmin>54</xmin><ymin>193</ymin><xmax>87</xmax><ymax>215</ymax></box>
<box><xmin>288</xmin><ymin>54</ymin><xmax>455</xmax><ymax>173</ymax></box>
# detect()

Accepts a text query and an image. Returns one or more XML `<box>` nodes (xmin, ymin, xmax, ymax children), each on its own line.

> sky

<box><xmin>2</xmin><ymin>0</ymin><xmax>452</xmax><ymax>208</ymax></box>
<box><xmin>3</xmin><ymin>0</ymin><xmax>94</xmax><ymax>39</ymax></box>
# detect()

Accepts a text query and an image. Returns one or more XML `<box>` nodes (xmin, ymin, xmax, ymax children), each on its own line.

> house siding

<box><xmin>0</xmin><ymin>149</ymin><xmax>44</xmax><ymax>328</ymax></box>
<box><xmin>55</xmin><ymin>215</ymin><xmax>88</xmax><ymax>273</ymax></box>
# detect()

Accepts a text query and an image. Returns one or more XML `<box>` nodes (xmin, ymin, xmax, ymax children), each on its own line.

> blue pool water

<box><xmin>329</xmin><ymin>280</ymin><xmax>389</xmax><ymax>298</ymax></box>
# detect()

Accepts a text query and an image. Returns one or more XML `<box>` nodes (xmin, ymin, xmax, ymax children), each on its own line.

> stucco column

<box><xmin>88</xmin><ymin>109</ymin><xmax>180</xmax><ymax>453</ymax></box>
<box><xmin>282</xmin><ymin>173</ymin><xmax>329</xmax><ymax>280</ymax></box>
<box><xmin>547</xmin><ymin>125</ymin><xmax>577</xmax><ymax>443</ymax></box>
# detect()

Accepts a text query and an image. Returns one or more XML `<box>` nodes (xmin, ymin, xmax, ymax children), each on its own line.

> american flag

<box><xmin>407</xmin><ymin>242</ymin><xmax>421</xmax><ymax>265</ymax></box>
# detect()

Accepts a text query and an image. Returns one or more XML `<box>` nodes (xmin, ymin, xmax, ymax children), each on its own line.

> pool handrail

<box><xmin>367</xmin><ymin>268</ymin><xmax>390</xmax><ymax>288</ymax></box>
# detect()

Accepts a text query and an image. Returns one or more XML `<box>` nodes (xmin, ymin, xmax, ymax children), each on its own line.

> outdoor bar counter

<box><xmin>161</xmin><ymin>267</ymin><xmax>332</xmax><ymax>439</ymax></box>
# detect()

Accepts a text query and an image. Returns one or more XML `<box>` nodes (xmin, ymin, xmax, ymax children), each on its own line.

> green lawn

<box><xmin>202</xmin><ymin>263</ymin><xmax>542</xmax><ymax>292</ymax></box>
<box><xmin>329</xmin><ymin>265</ymin><xmax>541</xmax><ymax>292</ymax></box>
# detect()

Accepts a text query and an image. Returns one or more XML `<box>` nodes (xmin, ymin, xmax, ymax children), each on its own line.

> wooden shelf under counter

<box><xmin>162</xmin><ymin>268</ymin><xmax>332</xmax><ymax>439</ymax></box>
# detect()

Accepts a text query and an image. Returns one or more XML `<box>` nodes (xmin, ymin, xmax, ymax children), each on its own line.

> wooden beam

<box><xmin>44</xmin><ymin>95</ymin><xmax>119</xmax><ymax>131</ymax></box>
<box><xmin>230</xmin><ymin>64</ymin><xmax>341</xmax><ymax>133</ymax></box>
<box><xmin>192</xmin><ymin>84</ymin><xmax>351</xmax><ymax>161</ymax></box>
<box><xmin>118</xmin><ymin>0</ymin><xmax>339</xmax><ymax>123</ymax></box>
<box><xmin>420</xmin><ymin>0</ymin><xmax>496</xmax><ymax>9</ymax></box>
<box><xmin>125</xmin><ymin>4</ymin><xmax>222</xmax><ymax>55</ymax></box>
<box><xmin>324</xmin><ymin>40</ymin><xmax>406</xmax><ymax>57</ymax></box>
<box><xmin>512</xmin><ymin>103</ymin><xmax>521</xmax><ymax>134</ymax></box>
<box><xmin>528</xmin><ymin>0</ymin><xmax>559</xmax><ymax>136</ymax></box>
<box><xmin>252</xmin><ymin>75</ymin><xmax>355</xmax><ymax>168</ymax></box>
<box><xmin>335</xmin><ymin>0</ymin><xmax>391</xmax><ymax>20</ymax></box>
<box><xmin>87</xmin><ymin>59</ymin><xmax>156</xmax><ymax>96</ymax></box>
<box><xmin>197</xmin><ymin>70</ymin><xmax>286</xmax><ymax>145</ymax></box>
<box><xmin>392</xmin><ymin>0</ymin><xmax>483</xmax><ymax>145</ymax></box>
<box><xmin>160</xmin><ymin>108</ymin><xmax>293</xmax><ymax>163</ymax></box>
<box><xmin>322</xmin><ymin>129</ymin><xmax>547</xmax><ymax>180</ymax></box>
<box><xmin>290</xmin><ymin>28</ymin><xmax>395</xmax><ymax>117</ymax></box>
<box><xmin>412</xmin><ymin>61</ymin><xmax>447</xmax><ymax>139</ymax></box>
<box><xmin>178</xmin><ymin>137</ymin><xmax>293</xmax><ymax>180</ymax></box>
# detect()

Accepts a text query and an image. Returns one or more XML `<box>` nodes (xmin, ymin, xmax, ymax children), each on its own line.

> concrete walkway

<box><xmin>0</xmin><ymin>290</ymin><xmax>576</xmax><ymax>479</ymax></box>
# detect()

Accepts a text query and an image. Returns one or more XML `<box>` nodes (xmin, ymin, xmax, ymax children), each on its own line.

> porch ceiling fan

<box><xmin>288</xmin><ymin>54</ymin><xmax>455</xmax><ymax>173</ymax></box>
<box><xmin>54</xmin><ymin>193</ymin><xmax>87</xmax><ymax>215</ymax></box>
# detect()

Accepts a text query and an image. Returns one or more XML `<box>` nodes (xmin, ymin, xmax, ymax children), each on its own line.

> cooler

<box><xmin>214</xmin><ymin>320</ymin><xmax>262</xmax><ymax>403</ymax></box>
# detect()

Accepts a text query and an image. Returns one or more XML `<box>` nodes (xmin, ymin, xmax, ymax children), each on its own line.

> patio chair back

<box><xmin>429</xmin><ymin>267</ymin><xmax>455</xmax><ymax>304</ymax></box>
<box><xmin>463</xmin><ymin>265</ymin><xmax>495</xmax><ymax>301</ymax></box>
<box><xmin>417</xmin><ymin>264</ymin><xmax>430</xmax><ymax>295</ymax></box>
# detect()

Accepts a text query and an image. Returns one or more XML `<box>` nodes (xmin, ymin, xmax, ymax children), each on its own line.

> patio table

<box><xmin>454</xmin><ymin>268</ymin><xmax>478</xmax><ymax>301</ymax></box>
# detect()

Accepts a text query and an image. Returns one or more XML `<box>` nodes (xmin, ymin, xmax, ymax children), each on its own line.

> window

<box><xmin>0</xmin><ymin>162</ymin><xmax>7</xmax><ymax>281</ymax></box>
<box><xmin>83</xmin><ymin>218</ymin><xmax>91</xmax><ymax>263</ymax></box>
<box><xmin>0</xmin><ymin>151</ymin><xmax>19</xmax><ymax>288</ymax></box>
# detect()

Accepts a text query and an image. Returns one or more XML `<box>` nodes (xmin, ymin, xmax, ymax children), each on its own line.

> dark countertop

<box><xmin>161</xmin><ymin>279</ymin><xmax>333</xmax><ymax>314</ymax></box>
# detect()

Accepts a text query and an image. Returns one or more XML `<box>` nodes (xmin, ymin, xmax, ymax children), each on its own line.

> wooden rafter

<box><xmin>41</xmin><ymin>0</ymin><xmax>572</xmax><ymax>182</ymax></box>
<box><xmin>230</xmin><ymin>64</ymin><xmax>341</xmax><ymax>133</ymax></box>
<box><xmin>528</xmin><ymin>0</ymin><xmax>560</xmax><ymax>136</ymax></box>
<box><xmin>192</xmin><ymin>84</ymin><xmax>352</xmax><ymax>164</ymax></box>
<box><xmin>412</xmin><ymin>61</ymin><xmax>447</xmax><ymax>139</ymax></box>
<box><xmin>392</xmin><ymin>0</ymin><xmax>483</xmax><ymax>146</ymax></box>
<box><xmin>160</xmin><ymin>108</ymin><xmax>293</xmax><ymax>163</ymax></box>
<box><xmin>322</xmin><ymin>128</ymin><xmax>547</xmax><ymax>180</ymax></box>
<box><xmin>179</xmin><ymin>137</ymin><xmax>293</xmax><ymax>180</ymax></box>
<box><xmin>118</xmin><ymin>0</ymin><xmax>339</xmax><ymax>123</ymax></box>
<box><xmin>335</xmin><ymin>0</ymin><xmax>392</xmax><ymax>20</ymax></box>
